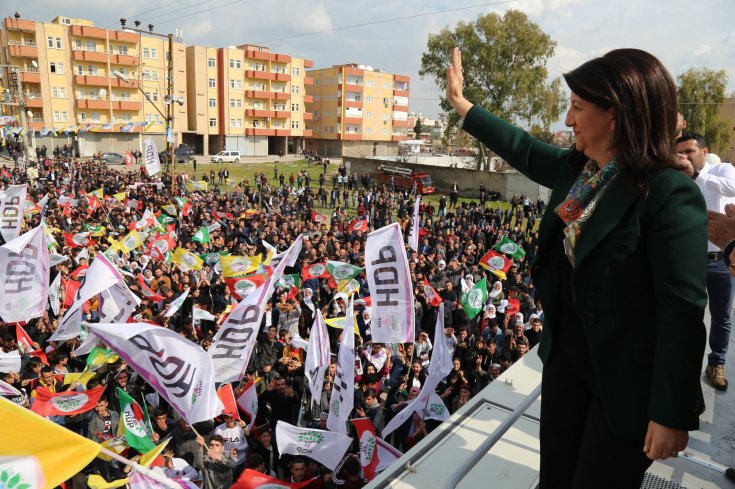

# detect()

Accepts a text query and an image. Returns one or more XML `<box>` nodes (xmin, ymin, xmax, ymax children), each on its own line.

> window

<box><xmin>384</xmin><ymin>81</ymin><xmax>389</xmax><ymax>89</ymax></box>
<box><xmin>314</xmin><ymin>95</ymin><xmax>320</xmax><ymax>102</ymax></box>
<box><xmin>366</xmin><ymin>127</ymin><xmax>372</xmax><ymax>135</ymax></box>
<box><xmin>315</xmin><ymin>79</ymin><xmax>320</xmax><ymax>86</ymax></box>
<box><xmin>367</xmin><ymin>80</ymin><xmax>373</xmax><ymax>88</ymax></box>
<box><xmin>366</xmin><ymin>95</ymin><xmax>373</xmax><ymax>103</ymax></box>
<box><xmin>120</xmin><ymin>113</ymin><xmax>132</xmax><ymax>122</ymax></box>
<box><xmin>150</xmin><ymin>48</ymin><xmax>157</xmax><ymax>59</ymax></box>
<box><xmin>229</xmin><ymin>59</ymin><xmax>241</xmax><ymax>69</ymax></box>
<box><xmin>229</xmin><ymin>99</ymin><xmax>242</xmax><ymax>108</ymax></box>
<box><xmin>383</xmin><ymin>114</ymin><xmax>388</xmax><ymax>121</ymax></box>
<box><xmin>209</xmin><ymin>118</ymin><xmax>217</xmax><ymax>127</ymax></box>
<box><xmin>76</xmin><ymin>65</ymin><xmax>83</xmax><ymax>75</ymax></box>
<box><xmin>61</xmin><ymin>111</ymin><xmax>68</xmax><ymax>122</ymax></box>
<box><xmin>291</xmin><ymin>85</ymin><xmax>299</xmax><ymax>94</ymax></box>
<box><xmin>143</xmin><ymin>48</ymin><xmax>150</xmax><ymax>58</ymax></box>
<box><xmin>229</xmin><ymin>118</ymin><xmax>242</xmax><ymax>128</ymax></box>
<box><xmin>208</xmin><ymin>78</ymin><xmax>216</xmax><ymax>88</ymax></box>
<box><xmin>74</xmin><ymin>40</ymin><xmax>82</xmax><ymax>50</ymax></box>
<box><xmin>229</xmin><ymin>79</ymin><xmax>242</xmax><ymax>89</ymax></box>
<box><xmin>79</xmin><ymin>112</ymin><xmax>87</xmax><ymax>122</ymax></box>
<box><xmin>85</xmin><ymin>41</ymin><xmax>95</xmax><ymax>51</ymax></box>
<box><xmin>56</xmin><ymin>37</ymin><xmax>62</xmax><ymax>49</ymax></box>
<box><xmin>147</xmin><ymin>91</ymin><xmax>159</xmax><ymax>102</ymax></box>
<box><xmin>116</xmin><ymin>91</ymin><xmax>129</xmax><ymax>101</ymax></box>
<box><xmin>53</xmin><ymin>111</ymin><xmax>60</xmax><ymax>122</ymax></box>
<box><xmin>382</xmin><ymin>128</ymin><xmax>388</xmax><ymax>135</ymax></box>
<box><xmin>88</xmin><ymin>65</ymin><xmax>98</xmax><ymax>75</ymax></box>
<box><xmin>143</xmin><ymin>70</ymin><xmax>158</xmax><ymax>81</ymax></box>
<box><xmin>118</xmin><ymin>45</ymin><xmax>128</xmax><ymax>55</ymax></box>
<box><xmin>61</xmin><ymin>17</ymin><xmax>71</xmax><ymax>25</ymax></box>
<box><xmin>51</xmin><ymin>87</ymin><xmax>66</xmax><ymax>98</ymax></box>
<box><xmin>366</xmin><ymin>112</ymin><xmax>372</xmax><ymax>119</ymax></box>
<box><xmin>91</xmin><ymin>112</ymin><xmax>101</xmax><ymax>122</ymax></box>
<box><xmin>209</xmin><ymin>98</ymin><xmax>216</xmax><ymax>108</ymax></box>
<box><xmin>291</xmin><ymin>120</ymin><xmax>299</xmax><ymax>129</ymax></box>
<box><xmin>291</xmin><ymin>103</ymin><xmax>299</xmax><ymax>112</ymax></box>
<box><xmin>208</xmin><ymin>58</ymin><xmax>215</xmax><ymax>68</ymax></box>
<box><xmin>49</xmin><ymin>62</ymin><xmax>64</xmax><ymax>74</ymax></box>
<box><xmin>383</xmin><ymin>97</ymin><xmax>390</xmax><ymax>106</ymax></box>
<box><xmin>47</xmin><ymin>37</ymin><xmax>53</xmax><ymax>48</ymax></box>
<box><xmin>291</xmin><ymin>67</ymin><xmax>300</xmax><ymax>76</ymax></box>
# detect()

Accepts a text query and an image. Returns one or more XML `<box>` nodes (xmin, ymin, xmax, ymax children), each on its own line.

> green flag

<box><xmin>278</xmin><ymin>274</ymin><xmax>302</xmax><ymax>289</ymax></box>
<box><xmin>192</xmin><ymin>226</ymin><xmax>210</xmax><ymax>244</ymax></box>
<box><xmin>157</xmin><ymin>214</ymin><xmax>175</xmax><ymax>226</ymax></box>
<box><xmin>461</xmin><ymin>277</ymin><xmax>487</xmax><ymax>320</ymax></box>
<box><xmin>493</xmin><ymin>236</ymin><xmax>526</xmax><ymax>261</ymax></box>
<box><xmin>326</xmin><ymin>260</ymin><xmax>363</xmax><ymax>281</ymax></box>
<box><xmin>117</xmin><ymin>388</ymin><xmax>155</xmax><ymax>453</ymax></box>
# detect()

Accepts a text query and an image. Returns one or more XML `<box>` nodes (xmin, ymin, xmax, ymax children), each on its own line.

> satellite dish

<box><xmin>357</xmin><ymin>64</ymin><xmax>366</xmax><ymax>70</ymax></box>
<box><xmin>366</xmin><ymin>65</ymin><xmax>373</xmax><ymax>71</ymax></box>
<box><xmin>99</xmin><ymin>88</ymin><xmax>107</xmax><ymax>98</ymax></box>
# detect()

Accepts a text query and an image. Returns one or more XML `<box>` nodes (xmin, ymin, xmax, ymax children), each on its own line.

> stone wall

<box><xmin>344</xmin><ymin>156</ymin><xmax>550</xmax><ymax>201</ymax></box>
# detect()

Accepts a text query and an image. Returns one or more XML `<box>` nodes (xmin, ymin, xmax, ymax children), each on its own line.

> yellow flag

<box><xmin>139</xmin><ymin>438</ymin><xmax>170</xmax><ymax>467</ymax></box>
<box><xmin>87</xmin><ymin>474</ymin><xmax>129</xmax><ymax>489</ymax></box>
<box><xmin>92</xmin><ymin>226</ymin><xmax>107</xmax><ymax>237</ymax></box>
<box><xmin>0</xmin><ymin>397</ymin><xmax>101</xmax><ymax>488</ymax></box>
<box><xmin>89</xmin><ymin>188</ymin><xmax>104</xmax><ymax>199</ymax></box>
<box><xmin>325</xmin><ymin>315</ymin><xmax>361</xmax><ymax>335</ymax></box>
<box><xmin>119</xmin><ymin>230</ymin><xmax>143</xmax><ymax>253</ymax></box>
<box><xmin>171</xmin><ymin>247</ymin><xmax>203</xmax><ymax>271</ymax></box>
<box><xmin>113</xmin><ymin>192</ymin><xmax>126</xmax><ymax>202</ymax></box>
<box><xmin>220</xmin><ymin>254</ymin><xmax>262</xmax><ymax>277</ymax></box>
<box><xmin>187</xmin><ymin>180</ymin><xmax>208</xmax><ymax>191</ymax></box>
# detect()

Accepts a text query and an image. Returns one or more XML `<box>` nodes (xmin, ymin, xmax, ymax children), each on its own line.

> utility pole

<box><xmin>167</xmin><ymin>33</ymin><xmax>176</xmax><ymax>194</ymax></box>
<box><xmin>2</xmin><ymin>66</ymin><xmax>30</xmax><ymax>164</ymax></box>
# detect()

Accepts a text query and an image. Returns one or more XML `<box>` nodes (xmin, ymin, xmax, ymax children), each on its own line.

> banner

<box><xmin>408</xmin><ymin>195</ymin><xmax>421</xmax><ymax>253</ymax></box>
<box><xmin>31</xmin><ymin>385</ymin><xmax>106</xmax><ymax>417</ymax></box>
<box><xmin>376</xmin><ymin>437</ymin><xmax>403</xmax><ymax>471</ymax></box>
<box><xmin>365</xmin><ymin>223</ymin><xmax>415</xmax><ymax>344</ymax></box>
<box><xmin>51</xmin><ymin>252</ymin><xmax>123</xmax><ymax>341</ymax></box>
<box><xmin>216</xmin><ymin>383</ymin><xmax>240</xmax><ymax>420</ymax></box>
<box><xmin>236</xmin><ymin>380</ymin><xmax>258</xmax><ymax>431</ymax></box>
<box><xmin>208</xmin><ymin>279</ymin><xmax>272</xmax><ymax>383</ymax></box>
<box><xmin>352</xmin><ymin>418</ymin><xmax>380</xmax><ymax>480</ymax></box>
<box><xmin>305</xmin><ymin>310</ymin><xmax>330</xmax><ymax>406</ymax></box>
<box><xmin>0</xmin><ymin>397</ymin><xmax>101</xmax><ymax>489</ymax></box>
<box><xmin>479</xmin><ymin>250</ymin><xmax>512</xmax><ymax>280</ymax></box>
<box><xmin>143</xmin><ymin>137</ymin><xmax>161</xmax><ymax>176</ymax></box>
<box><xmin>275</xmin><ymin>421</ymin><xmax>352</xmax><ymax>471</ymax></box>
<box><xmin>461</xmin><ymin>277</ymin><xmax>487</xmax><ymax>320</ymax></box>
<box><xmin>0</xmin><ymin>226</ymin><xmax>49</xmax><ymax>323</ymax></box>
<box><xmin>302</xmin><ymin>262</ymin><xmax>328</xmax><ymax>281</ymax></box>
<box><xmin>493</xmin><ymin>236</ymin><xmax>526</xmax><ymax>261</ymax></box>
<box><xmin>163</xmin><ymin>288</ymin><xmax>189</xmax><ymax>317</ymax></box>
<box><xmin>327</xmin><ymin>296</ymin><xmax>355</xmax><ymax>435</ymax></box>
<box><xmin>98</xmin><ymin>281</ymin><xmax>141</xmax><ymax>323</ymax></box>
<box><xmin>0</xmin><ymin>184</ymin><xmax>26</xmax><ymax>243</ymax></box>
<box><xmin>0</xmin><ymin>350</ymin><xmax>21</xmax><ymax>373</ymax></box>
<box><xmin>226</xmin><ymin>274</ymin><xmax>267</xmax><ymax>300</ymax></box>
<box><xmin>326</xmin><ymin>261</ymin><xmax>362</xmax><ymax>281</ymax></box>
<box><xmin>88</xmin><ymin>322</ymin><xmax>223</xmax><ymax>425</ymax></box>
<box><xmin>171</xmin><ymin>247</ymin><xmax>204</xmax><ymax>271</ymax></box>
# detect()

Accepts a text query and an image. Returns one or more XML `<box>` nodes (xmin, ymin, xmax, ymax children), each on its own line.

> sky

<box><xmin>15</xmin><ymin>0</ymin><xmax>735</xmax><ymax>128</ymax></box>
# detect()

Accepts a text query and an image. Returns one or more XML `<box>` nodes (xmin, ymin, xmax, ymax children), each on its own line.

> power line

<box><xmin>102</xmin><ymin>0</ymin><xmax>190</xmax><ymax>28</ymax></box>
<box><xmin>142</xmin><ymin>0</ymin><xmax>224</xmax><ymax>24</ymax></box>
<box><xmin>153</xmin><ymin>0</ymin><xmax>247</xmax><ymax>27</ymax></box>
<box><xmin>258</xmin><ymin>0</ymin><xmax>518</xmax><ymax>44</ymax></box>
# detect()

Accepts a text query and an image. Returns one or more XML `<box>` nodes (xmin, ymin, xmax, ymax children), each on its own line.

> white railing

<box><xmin>9</xmin><ymin>40</ymin><xmax>37</xmax><ymax>47</ymax></box>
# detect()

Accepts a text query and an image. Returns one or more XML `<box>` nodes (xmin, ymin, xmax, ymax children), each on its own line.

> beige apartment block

<box><xmin>305</xmin><ymin>63</ymin><xmax>410</xmax><ymax>157</ymax></box>
<box><xmin>0</xmin><ymin>15</ymin><xmax>187</xmax><ymax>156</ymax></box>
<box><xmin>185</xmin><ymin>43</ymin><xmax>313</xmax><ymax>157</ymax></box>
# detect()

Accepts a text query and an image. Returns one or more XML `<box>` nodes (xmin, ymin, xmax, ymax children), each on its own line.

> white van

<box><xmin>210</xmin><ymin>150</ymin><xmax>241</xmax><ymax>163</ymax></box>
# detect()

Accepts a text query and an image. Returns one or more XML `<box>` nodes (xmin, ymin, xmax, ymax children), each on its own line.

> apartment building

<box><xmin>185</xmin><ymin>43</ymin><xmax>313</xmax><ymax>156</ymax></box>
<box><xmin>304</xmin><ymin>64</ymin><xmax>410</xmax><ymax>157</ymax></box>
<box><xmin>0</xmin><ymin>15</ymin><xmax>187</xmax><ymax>156</ymax></box>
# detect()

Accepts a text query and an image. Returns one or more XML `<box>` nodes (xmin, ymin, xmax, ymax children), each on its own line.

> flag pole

<box><xmin>98</xmin><ymin>445</ymin><xmax>180</xmax><ymax>488</ymax></box>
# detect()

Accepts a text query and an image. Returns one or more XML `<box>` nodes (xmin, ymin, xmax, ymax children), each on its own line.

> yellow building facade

<box><xmin>305</xmin><ymin>64</ymin><xmax>410</xmax><ymax>157</ymax></box>
<box><xmin>0</xmin><ymin>15</ymin><xmax>187</xmax><ymax>156</ymax></box>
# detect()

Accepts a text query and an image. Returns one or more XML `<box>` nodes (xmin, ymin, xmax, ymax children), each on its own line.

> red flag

<box><xmin>506</xmin><ymin>298</ymin><xmax>521</xmax><ymax>317</ymax></box>
<box><xmin>31</xmin><ymin>385</ymin><xmax>106</xmax><ymax>417</ymax></box>
<box><xmin>233</xmin><ymin>469</ymin><xmax>315</xmax><ymax>489</ymax></box>
<box><xmin>355</xmin><ymin>296</ymin><xmax>372</xmax><ymax>308</ymax></box>
<box><xmin>16</xmin><ymin>324</ymin><xmax>49</xmax><ymax>365</ymax></box>
<box><xmin>62</xmin><ymin>201</ymin><xmax>72</xmax><ymax>217</ymax></box>
<box><xmin>182</xmin><ymin>202</ymin><xmax>192</xmax><ymax>217</ymax></box>
<box><xmin>351</xmin><ymin>418</ymin><xmax>380</xmax><ymax>480</ymax></box>
<box><xmin>423</xmin><ymin>278</ymin><xmax>443</xmax><ymax>307</ymax></box>
<box><xmin>311</xmin><ymin>211</ymin><xmax>328</xmax><ymax>224</ymax></box>
<box><xmin>69</xmin><ymin>264</ymin><xmax>89</xmax><ymax>278</ymax></box>
<box><xmin>62</xmin><ymin>278</ymin><xmax>82</xmax><ymax>308</ymax></box>
<box><xmin>136</xmin><ymin>275</ymin><xmax>166</xmax><ymax>301</ymax></box>
<box><xmin>348</xmin><ymin>219</ymin><xmax>368</xmax><ymax>233</ymax></box>
<box><xmin>225</xmin><ymin>274</ymin><xmax>267</xmax><ymax>300</ymax></box>
<box><xmin>63</xmin><ymin>232</ymin><xmax>91</xmax><ymax>248</ymax></box>
<box><xmin>301</xmin><ymin>262</ymin><xmax>328</xmax><ymax>281</ymax></box>
<box><xmin>236</xmin><ymin>380</ymin><xmax>258</xmax><ymax>431</ymax></box>
<box><xmin>87</xmin><ymin>195</ymin><xmax>102</xmax><ymax>216</ymax></box>
<box><xmin>213</xmin><ymin>211</ymin><xmax>234</xmax><ymax>220</ymax></box>
<box><xmin>216</xmin><ymin>384</ymin><xmax>240</xmax><ymax>420</ymax></box>
<box><xmin>479</xmin><ymin>250</ymin><xmax>512</xmax><ymax>279</ymax></box>
<box><xmin>124</xmin><ymin>151</ymin><xmax>134</xmax><ymax>166</ymax></box>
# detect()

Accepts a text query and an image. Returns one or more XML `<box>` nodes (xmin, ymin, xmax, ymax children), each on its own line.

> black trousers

<box><xmin>539</xmin><ymin>350</ymin><xmax>653</xmax><ymax>488</ymax></box>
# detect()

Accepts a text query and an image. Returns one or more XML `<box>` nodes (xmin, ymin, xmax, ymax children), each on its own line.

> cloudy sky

<box><xmin>15</xmin><ymin>0</ymin><xmax>735</xmax><ymax>127</ymax></box>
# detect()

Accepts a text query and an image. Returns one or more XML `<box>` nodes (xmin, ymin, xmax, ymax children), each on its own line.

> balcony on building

<box><xmin>392</xmin><ymin>134</ymin><xmax>409</xmax><ymax>141</ymax></box>
<box><xmin>245</xmin><ymin>90</ymin><xmax>276</xmax><ymax>99</ymax></box>
<box><xmin>8</xmin><ymin>41</ymin><xmax>38</xmax><ymax>58</ymax></box>
<box><xmin>245</xmin><ymin>109</ymin><xmax>276</xmax><ymax>118</ymax></box>
<box><xmin>273</xmin><ymin>110</ymin><xmax>289</xmax><ymax>119</ymax></box>
<box><xmin>113</xmin><ymin>100</ymin><xmax>143</xmax><ymax>111</ymax></box>
<box><xmin>245</xmin><ymin>128</ymin><xmax>276</xmax><ymax>136</ymax></box>
<box><xmin>274</xmin><ymin>92</ymin><xmax>290</xmax><ymax>101</ymax></box>
<box><xmin>304</xmin><ymin>59</ymin><xmax>314</xmax><ymax>69</ymax></box>
<box><xmin>275</xmin><ymin>129</ymin><xmax>291</xmax><ymax>136</ymax></box>
<box><xmin>25</xmin><ymin>97</ymin><xmax>43</xmax><ymax>108</ymax></box>
<box><xmin>303</xmin><ymin>95</ymin><xmax>314</xmax><ymax>103</ymax></box>
<box><xmin>4</xmin><ymin>18</ymin><xmax>36</xmax><ymax>32</ymax></box>
<box><xmin>394</xmin><ymin>74</ymin><xmax>410</xmax><ymax>83</ymax></box>
<box><xmin>341</xmin><ymin>66</ymin><xmax>364</xmax><ymax>77</ymax></box>
<box><xmin>341</xmin><ymin>133</ymin><xmax>362</xmax><ymax>141</ymax></box>
<box><xmin>338</xmin><ymin>97</ymin><xmax>363</xmax><ymax>109</ymax></box>
<box><xmin>72</xmin><ymin>47</ymin><xmax>109</xmax><ymax>64</ymax></box>
<box><xmin>76</xmin><ymin>98</ymin><xmax>110</xmax><ymax>110</ymax></box>
<box><xmin>392</xmin><ymin>120</ymin><xmax>411</xmax><ymax>127</ymax></box>
<box><xmin>19</xmin><ymin>69</ymin><xmax>41</xmax><ymax>84</ymax></box>
<box><xmin>110</xmin><ymin>30</ymin><xmax>139</xmax><ymax>44</ymax></box>
<box><xmin>303</xmin><ymin>112</ymin><xmax>314</xmax><ymax>120</ymax></box>
<box><xmin>110</xmin><ymin>53</ymin><xmax>139</xmax><ymax>66</ymax></box>
<box><xmin>274</xmin><ymin>53</ymin><xmax>291</xmax><ymax>63</ymax></box>
<box><xmin>245</xmin><ymin>70</ymin><xmax>275</xmax><ymax>81</ymax></box>
<box><xmin>304</xmin><ymin>76</ymin><xmax>314</xmax><ymax>86</ymax></box>
<box><xmin>274</xmin><ymin>72</ymin><xmax>291</xmax><ymax>82</ymax></box>
<box><xmin>393</xmin><ymin>88</ymin><xmax>409</xmax><ymax>97</ymax></box>
<box><xmin>74</xmin><ymin>74</ymin><xmax>108</xmax><ymax>86</ymax></box>
<box><xmin>393</xmin><ymin>96</ymin><xmax>409</xmax><ymax>109</ymax></box>
<box><xmin>303</xmin><ymin>129</ymin><xmax>313</xmax><ymax>136</ymax></box>
<box><xmin>70</xmin><ymin>24</ymin><xmax>107</xmax><ymax>40</ymax></box>
<box><xmin>244</xmin><ymin>49</ymin><xmax>276</xmax><ymax>62</ymax></box>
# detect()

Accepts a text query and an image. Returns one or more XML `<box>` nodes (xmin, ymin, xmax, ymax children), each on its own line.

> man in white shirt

<box><xmin>677</xmin><ymin>132</ymin><xmax>735</xmax><ymax>390</ymax></box>
<box><xmin>214</xmin><ymin>414</ymin><xmax>249</xmax><ymax>473</ymax></box>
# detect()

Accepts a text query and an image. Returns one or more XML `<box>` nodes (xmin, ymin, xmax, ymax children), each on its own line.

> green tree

<box><xmin>678</xmin><ymin>68</ymin><xmax>732</xmax><ymax>154</ymax></box>
<box><xmin>413</xmin><ymin>118</ymin><xmax>424</xmax><ymax>138</ymax></box>
<box><xmin>420</xmin><ymin>10</ymin><xmax>565</xmax><ymax>170</ymax></box>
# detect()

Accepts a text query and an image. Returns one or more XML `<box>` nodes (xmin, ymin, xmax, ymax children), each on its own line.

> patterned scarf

<box><xmin>555</xmin><ymin>160</ymin><xmax>620</xmax><ymax>265</ymax></box>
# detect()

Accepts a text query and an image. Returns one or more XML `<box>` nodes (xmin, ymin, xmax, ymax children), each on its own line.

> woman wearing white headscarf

<box><xmin>488</xmin><ymin>280</ymin><xmax>504</xmax><ymax>307</ymax></box>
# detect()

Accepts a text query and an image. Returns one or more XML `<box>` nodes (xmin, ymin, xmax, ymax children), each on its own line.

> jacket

<box><xmin>463</xmin><ymin>105</ymin><xmax>707</xmax><ymax>441</ymax></box>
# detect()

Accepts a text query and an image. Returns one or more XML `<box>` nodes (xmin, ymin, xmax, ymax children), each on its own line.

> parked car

<box><xmin>100</xmin><ymin>152</ymin><xmax>124</xmax><ymax>164</ymax></box>
<box><xmin>210</xmin><ymin>150</ymin><xmax>240</xmax><ymax>163</ymax></box>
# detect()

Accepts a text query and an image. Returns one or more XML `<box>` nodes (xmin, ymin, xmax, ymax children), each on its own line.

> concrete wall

<box><xmin>344</xmin><ymin>156</ymin><xmax>550</xmax><ymax>202</ymax></box>
<box><xmin>304</xmin><ymin>139</ymin><xmax>401</xmax><ymax>158</ymax></box>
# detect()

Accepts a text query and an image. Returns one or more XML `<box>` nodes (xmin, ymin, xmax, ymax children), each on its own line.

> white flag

<box><xmin>193</xmin><ymin>307</ymin><xmax>216</xmax><ymax>322</ymax></box>
<box><xmin>269</xmin><ymin>234</ymin><xmax>303</xmax><ymax>284</ymax></box>
<box><xmin>0</xmin><ymin>350</ymin><xmax>21</xmax><ymax>373</ymax></box>
<box><xmin>144</xmin><ymin>137</ymin><xmax>161</xmax><ymax>176</ymax></box>
<box><xmin>88</xmin><ymin>322</ymin><xmax>223</xmax><ymax>425</ymax></box>
<box><xmin>236</xmin><ymin>381</ymin><xmax>258</xmax><ymax>431</ymax></box>
<box><xmin>0</xmin><ymin>226</ymin><xmax>49</xmax><ymax>323</ymax></box>
<box><xmin>99</xmin><ymin>281</ymin><xmax>141</xmax><ymax>323</ymax></box>
<box><xmin>75</xmin><ymin>246</ymin><xmax>89</xmax><ymax>265</ymax></box>
<box><xmin>51</xmin><ymin>252</ymin><xmax>123</xmax><ymax>341</ymax></box>
<box><xmin>275</xmin><ymin>421</ymin><xmax>352</xmax><ymax>471</ymax></box>
<box><xmin>209</xmin><ymin>279</ymin><xmax>272</xmax><ymax>383</ymax></box>
<box><xmin>48</xmin><ymin>272</ymin><xmax>61</xmax><ymax>316</ymax></box>
<box><xmin>365</xmin><ymin>223</ymin><xmax>415</xmax><ymax>344</ymax></box>
<box><xmin>305</xmin><ymin>310</ymin><xmax>330</xmax><ymax>406</ymax></box>
<box><xmin>408</xmin><ymin>195</ymin><xmax>421</xmax><ymax>253</ymax></box>
<box><xmin>382</xmin><ymin>305</ymin><xmax>452</xmax><ymax>437</ymax></box>
<box><xmin>327</xmin><ymin>296</ymin><xmax>355</xmax><ymax>435</ymax></box>
<box><xmin>0</xmin><ymin>378</ymin><xmax>23</xmax><ymax>398</ymax></box>
<box><xmin>49</xmin><ymin>253</ymin><xmax>68</xmax><ymax>267</ymax></box>
<box><xmin>376</xmin><ymin>437</ymin><xmax>403</xmax><ymax>472</ymax></box>
<box><xmin>0</xmin><ymin>184</ymin><xmax>26</xmax><ymax>243</ymax></box>
<box><xmin>164</xmin><ymin>288</ymin><xmax>189</xmax><ymax>317</ymax></box>
<box><xmin>421</xmin><ymin>391</ymin><xmax>450</xmax><ymax>422</ymax></box>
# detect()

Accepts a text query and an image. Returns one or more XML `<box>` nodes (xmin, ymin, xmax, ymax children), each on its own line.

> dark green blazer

<box><xmin>464</xmin><ymin>106</ymin><xmax>707</xmax><ymax>441</ymax></box>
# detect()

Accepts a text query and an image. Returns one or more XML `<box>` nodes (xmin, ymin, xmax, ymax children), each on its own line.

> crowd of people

<box><xmin>0</xmin><ymin>153</ymin><xmax>546</xmax><ymax>488</ymax></box>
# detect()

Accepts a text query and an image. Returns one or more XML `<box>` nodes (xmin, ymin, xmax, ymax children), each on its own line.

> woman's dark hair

<box><xmin>563</xmin><ymin>48</ymin><xmax>678</xmax><ymax>190</ymax></box>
